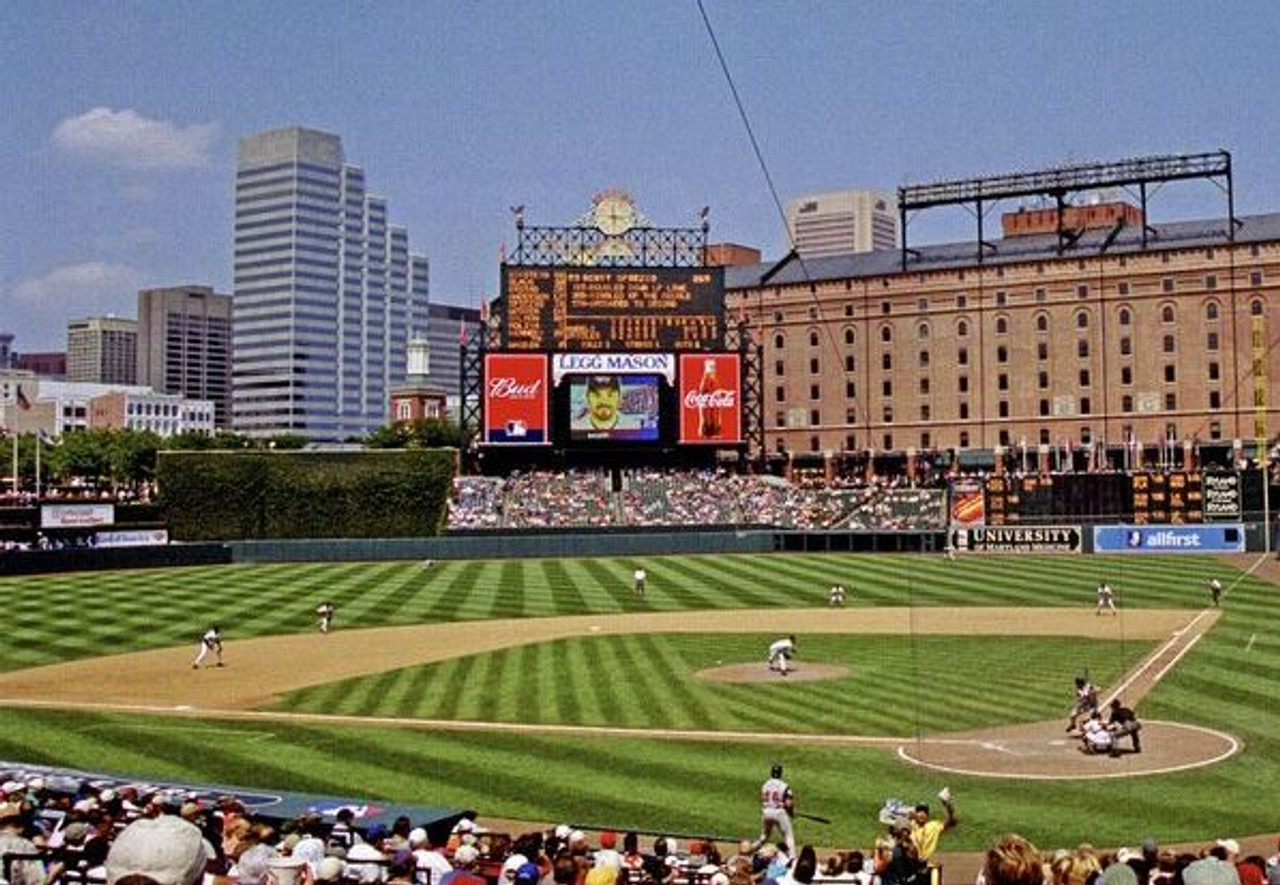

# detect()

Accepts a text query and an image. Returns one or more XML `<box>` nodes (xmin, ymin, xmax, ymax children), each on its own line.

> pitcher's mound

<box><xmin>697</xmin><ymin>662</ymin><xmax>851</xmax><ymax>684</ymax></box>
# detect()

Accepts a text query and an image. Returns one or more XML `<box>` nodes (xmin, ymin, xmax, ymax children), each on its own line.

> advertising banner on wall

<box><xmin>1093</xmin><ymin>524</ymin><xmax>1245</xmax><ymax>554</ymax></box>
<box><xmin>678</xmin><ymin>353</ymin><xmax>741</xmax><ymax>445</ymax></box>
<box><xmin>94</xmin><ymin>529</ymin><xmax>169</xmax><ymax>548</ymax></box>
<box><xmin>949</xmin><ymin>478</ymin><xmax>986</xmax><ymax>526</ymax></box>
<box><xmin>951</xmin><ymin>526</ymin><xmax>1082</xmax><ymax>553</ymax></box>
<box><xmin>41</xmin><ymin>504</ymin><xmax>115</xmax><ymax>529</ymax></box>
<box><xmin>1202</xmin><ymin>472</ymin><xmax>1241</xmax><ymax>520</ymax></box>
<box><xmin>483</xmin><ymin>353</ymin><xmax>549</xmax><ymax>445</ymax></box>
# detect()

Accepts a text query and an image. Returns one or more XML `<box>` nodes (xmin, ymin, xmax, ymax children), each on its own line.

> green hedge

<box><xmin>156</xmin><ymin>449</ymin><xmax>455</xmax><ymax>540</ymax></box>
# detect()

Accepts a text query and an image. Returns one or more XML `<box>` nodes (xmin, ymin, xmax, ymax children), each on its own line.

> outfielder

<box><xmin>759</xmin><ymin>764</ymin><xmax>796</xmax><ymax>857</ymax></box>
<box><xmin>1096</xmin><ymin>582</ymin><xmax>1116</xmax><ymax>615</ymax></box>
<box><xmin>192</xmin><ymin>625</ymin><xmax>223</xmax><ymax>669</ymax></box>
<box><xmin>767</xmin><ymin>635</ymin><xmax>796</xmax><ymax>675</ymax></box>
<box><xmin>1209</xmin><ymin>578</ymin><xmax>1223</xmax><ymax>607</ymax></box>
<box><xmin>316</xmin><ymin>601</ymin><xmax>335</xmax><ymax>633</ymax></box>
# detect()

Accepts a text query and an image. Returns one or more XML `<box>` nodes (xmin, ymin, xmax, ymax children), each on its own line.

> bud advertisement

<box><xmin>678</xmin><ymin>353</ymin><xmax>741</xmax><ymax>445</ymax></box>
<box><xmin>483</xmin><ymin>353</ymin><xmax>549</xmax><ymax>445</ymax></box>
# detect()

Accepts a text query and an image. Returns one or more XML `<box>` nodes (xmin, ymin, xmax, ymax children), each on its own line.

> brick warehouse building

<box><xmin>725</xmin><ymin>205</ymin><xmax>1279</xmax><ymax>464</ymax></box>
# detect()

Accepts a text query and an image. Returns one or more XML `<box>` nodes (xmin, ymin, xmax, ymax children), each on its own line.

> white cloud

<box><xmin>52</xmin><ymin>107</ymin><xmax>217</xmax><ymax>170</ymax></box>
<box><xmin>9</xmin><ymin>261</ymin><xmax>143</xmax><ymax>307</ymax></box>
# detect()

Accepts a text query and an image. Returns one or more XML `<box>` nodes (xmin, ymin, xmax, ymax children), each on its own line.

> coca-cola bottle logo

<box><xmin>684</xmin><ymin>389</ymin><xmax>736</xmax><ymax>409</ymax></box>
<box><xmin>488</xmin><ymin>376</ymin><xmax>542</xmax><ymax>399</ymax></box>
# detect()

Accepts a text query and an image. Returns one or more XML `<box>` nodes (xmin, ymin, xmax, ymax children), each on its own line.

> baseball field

<box><xmin>0</xmin><ymin>551</ymin><xmax>1276</xmax><ymax>851</ymax></box>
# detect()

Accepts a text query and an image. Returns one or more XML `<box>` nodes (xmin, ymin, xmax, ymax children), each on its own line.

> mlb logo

<box><xmin>505</xmin><ymin>419</ymin><xmax>527</xmax><ymax>438</ymax></box>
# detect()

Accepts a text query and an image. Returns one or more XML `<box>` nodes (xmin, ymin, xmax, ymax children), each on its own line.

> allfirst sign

<box><xmin>1093</xmin><ymin>524</ymin><xmax>1245</xmax><ymax>554</ymax></box>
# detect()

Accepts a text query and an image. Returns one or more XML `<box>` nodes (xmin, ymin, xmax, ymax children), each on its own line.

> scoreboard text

<box><xmin>502</xmin><ymin>266</ymin><xmax>725</xmax><ymax>352</ymax></box>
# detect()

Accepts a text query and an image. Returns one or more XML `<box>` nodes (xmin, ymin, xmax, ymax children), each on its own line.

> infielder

<box><xmin>1096</xmin><ymin>582</ymin><xmax>1117</xmax><ymax>615</ymax></box>
<box><xmin>192</xmin><ymin>625</ymin><xmax>224</xmax><ymax>669</ymax></box>
<box><xmin>767</xmin><ymin>635</ymin><xmax>796</xmax><ymax>675</ymax></box>
<box><xmin>828</xmin><ymin>585</ymin><xmax>846</xmax><ymax>607</ymax></box>
<box><xmin>759</xmin><ymin>764</ymin><xmax>796</xmax><ymax>857</ymax></box>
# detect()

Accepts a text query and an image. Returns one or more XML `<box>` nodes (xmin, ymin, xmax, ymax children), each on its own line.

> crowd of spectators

<box><xmin>1</xmin><ymin>773</ymin><xmax>1277</xmax><ymax>885</ymax></box>
<box><xmin>447</xmin><ymin>471</ymin><xmax>945</xmax><ymax>532</ymax></box>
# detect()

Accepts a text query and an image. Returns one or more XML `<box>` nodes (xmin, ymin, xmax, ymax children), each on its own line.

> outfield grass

<box><xmin>0</xmin><ymin>552</ymin><xmax>1275</xmax><ymax>850</ymax></box>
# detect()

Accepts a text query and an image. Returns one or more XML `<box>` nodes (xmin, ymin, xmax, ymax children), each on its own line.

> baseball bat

<box><xmin>795</xmin><ymin>812</ymin><xmax>832</xmax><ymax>824</ymax></box>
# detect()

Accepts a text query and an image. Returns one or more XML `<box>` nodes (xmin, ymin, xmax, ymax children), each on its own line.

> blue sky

<box><xmin>2</xmin><ymin>1</ymin><xmax>1278</xmax><ymax>351</ymax></box>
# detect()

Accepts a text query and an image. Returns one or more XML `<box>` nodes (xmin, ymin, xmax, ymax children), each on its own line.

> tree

<box><xmin>365</xmin><ymin>418</ymin><xmax>464</xmax><ymax>449</ymax></box>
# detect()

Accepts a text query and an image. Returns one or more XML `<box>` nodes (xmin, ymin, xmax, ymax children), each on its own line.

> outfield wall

<box><xmin>227</xmin><ymin>529</ymin><xmax>777</xmax><ymax>562</ymax></box>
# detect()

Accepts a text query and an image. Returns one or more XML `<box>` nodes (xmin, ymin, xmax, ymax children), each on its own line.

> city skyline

<box><xmin>3</xmin><ymin>2</ymin><xmax>1279</xmax><ymax>351</ymax></box>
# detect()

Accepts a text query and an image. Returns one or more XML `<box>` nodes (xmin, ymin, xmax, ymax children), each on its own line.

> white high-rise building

<box><xmin>785</xmin><ymin>189</ymin><xmax>899</xmax><ymax>258</ymax></box>
<box><xmin>233</xmin><ymin>126</ymin><xmax>430</xmax><ymax>440</ymax></box>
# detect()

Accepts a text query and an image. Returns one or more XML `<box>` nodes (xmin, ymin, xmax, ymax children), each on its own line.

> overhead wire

<box><xmin>696</xmin><ymin>0</ymin><xmax>851</xmax><ymax>398</ymax></box>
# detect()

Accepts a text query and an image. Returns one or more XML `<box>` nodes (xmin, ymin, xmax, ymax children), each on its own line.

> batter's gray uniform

<box><xmin>759</xmin><ymin>773</ymin><xmax>795</xmax><ymax>857</ymax></box>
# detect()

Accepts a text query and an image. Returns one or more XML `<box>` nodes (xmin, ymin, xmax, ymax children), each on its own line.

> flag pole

<box><xmin>10</xmin><ymin>433</ymin><xmax>17</xmax><ymax>496</ymax></box>
<box><xmin>34</xmin><ymin>433</ymin><xmax>41</xmax><ymax>499</ymax></box>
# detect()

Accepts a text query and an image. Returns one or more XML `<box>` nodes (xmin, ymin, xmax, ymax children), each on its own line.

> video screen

<box><xmin>568</xmin><ymin>374</ymin><xmax>661</xmax><ymax>442</ymax></box>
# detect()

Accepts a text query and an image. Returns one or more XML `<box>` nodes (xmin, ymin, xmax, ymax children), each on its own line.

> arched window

<box><xmin>881</xmin><ymin>325</ymin><xmax>893</xmax><ymax>343</ymax></box>
<box><xmin>1035</xmin><ymin>313</ymin><xmax>1049</xmax><ymax>333</ymax></box>
<box><xmin>1206</xmin><ymin>301</ymin><xmax>1220</xmax><ymax>321</ymax></box>
<box><xmin>957</xmin><ymin>319</ymin><xmax>969</xmax><ymax>337</ymax></box>
<box><xmin>918</xmin><ymin>322</ymin><xmax>930</xmax><ymax>341</ymax></box>
<box><xmin>1252</xmin><ymin>299</ymin><xmax>1265</xmax><ymax>316</ymax></box>
<box><xmin>995</xmin><ymin>316</ymin><xmax>1009</xmax><ymax>335</ymax></box>
<box><xmin>844</xmin><ymin>328</ymin><xmax>855</xmax><ymax>345</ymax></box>
<box><xmin>1162</xmin><ymin>304</ymin><xmax>1175</xmax><ymax>323</ymax></box>
<box><xmin>1163</xmin><ymin>334</ymin><xmax>1176</xmax><ymax>353</ymax></box>
<box><xmin>1076</xmin><ymin>310</ymin><xmax>1090</xmax><ymax>329</ymax></box>
<box><xmin>1118</xmin><ymin>307</ymin><xmax>1131</xmax><ymax>326</ymax></box>
<box><xmin>809</xmin><ymin>330</ymin><xmax>820</xmax><ymax>347</ymax></box>
<box><xmin>774</xmin><ymin>333</ymin><xmax>785</xmax><ymax>349</ymax></box>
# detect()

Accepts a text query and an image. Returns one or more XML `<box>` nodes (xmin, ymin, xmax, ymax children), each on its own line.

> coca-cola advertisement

<box><xmin>678</xmin><ymin>353</ymin><xmax>741</xmax><ymax>445</ymax></box>
<box><xmin>484</xmin><ymin>354</ymin><xmax>549</xmax><ymax>445</ymax></box>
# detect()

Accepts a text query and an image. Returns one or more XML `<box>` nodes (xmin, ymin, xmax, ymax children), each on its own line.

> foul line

<box><xmin>1101</xmin><ymin>610</ymin><xmax>1212</xmax><ymax>708</ymax></box>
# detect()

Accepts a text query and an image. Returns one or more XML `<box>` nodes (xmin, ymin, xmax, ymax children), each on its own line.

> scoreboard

<box><xmin>501</xmin><ymin>266</ymin><xmax>725</xmax><ymax>352</ymax></box>
<box><xmin>1131</xmin><ymin>471</ymin><xmax>1203</xmax><ymax>524</ymax></box>
<box><xmin>985</xmin><ymin>475</ymin><xmax>1055</xmax><ymax>525</ymax></box>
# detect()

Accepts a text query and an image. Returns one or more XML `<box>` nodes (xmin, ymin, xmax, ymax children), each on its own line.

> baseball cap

<box><xmin>409</xmin><ymin>827</ymin><xmax>428</xmax><ymax>847</ymax></box>
<box><xmin>316</xmin><ymin>858</ymin><xmax>345</xmax><ymax>882</ymax></box>
<box><xmin>554</xmin><ymin>825</ymin><xmax>572</xmax><ymax>840</ymax></box>
<box><xmin>105</xmin><ymin>816</ymin><xmax>210</xmax><ymax>885</ymax></box>
<box><xmin>236</xmin><ymin>844</ymin><xmax>280</xmax><ymax>885</ymax></box>
<box><xmin>514</xmin><ymin>862</ymin><xmax>542</xmax><ymax>885</ymax></box>
<box><xmin>1183</xmin><ymin>857</ymin><xmax>1239</xmax><ymax>885</ymax></box>
<box><xmin>599</xmin><ymin>831</ymin><xmax>618</xmax><ymax>849</ymax></box>
<box><xmin>454</xmin><ymin>845</ymin><xmax>480</xmax><ymax>866</ymax></box>
<box><xmin>1215</xmin><ymin>839</ymin><xmax>1240</xmax><ymax>856</ymax></box>
<box><xmin>1101</xmin><ymin>863</ymin><xmax>1138</xmax><ymax>885</ymax></box>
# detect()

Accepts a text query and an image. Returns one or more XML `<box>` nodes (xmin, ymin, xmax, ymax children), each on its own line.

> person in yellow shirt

<box><xmin>909</xmin><ymin>791</ymin><xmax>957</xmax><ymax>865</ymax></box>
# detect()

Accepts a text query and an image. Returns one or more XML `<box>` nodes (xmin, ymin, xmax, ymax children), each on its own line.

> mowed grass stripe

<box><xmin>541</xmin><ymin>560</ymin><xmax>590</xmax><ymax>615</ymax></box>
<box><xmin>611</xmin><ymin>635</ymin><xmax>676</xmax><ymax>729</ymax></box>
<box><xmin>422</xmin><ymin>561</ymin><xmax>484</xmax><ymax>620</ymax></box>
<box><xmin>637</xmin><ymin>635</ymin><xmax>717</xmax><ymax>731</ymax></box>
<box><xmin>671</xmin><ymin>557</ymin><xmax>780</xmax><ymax>608</ymax></box>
